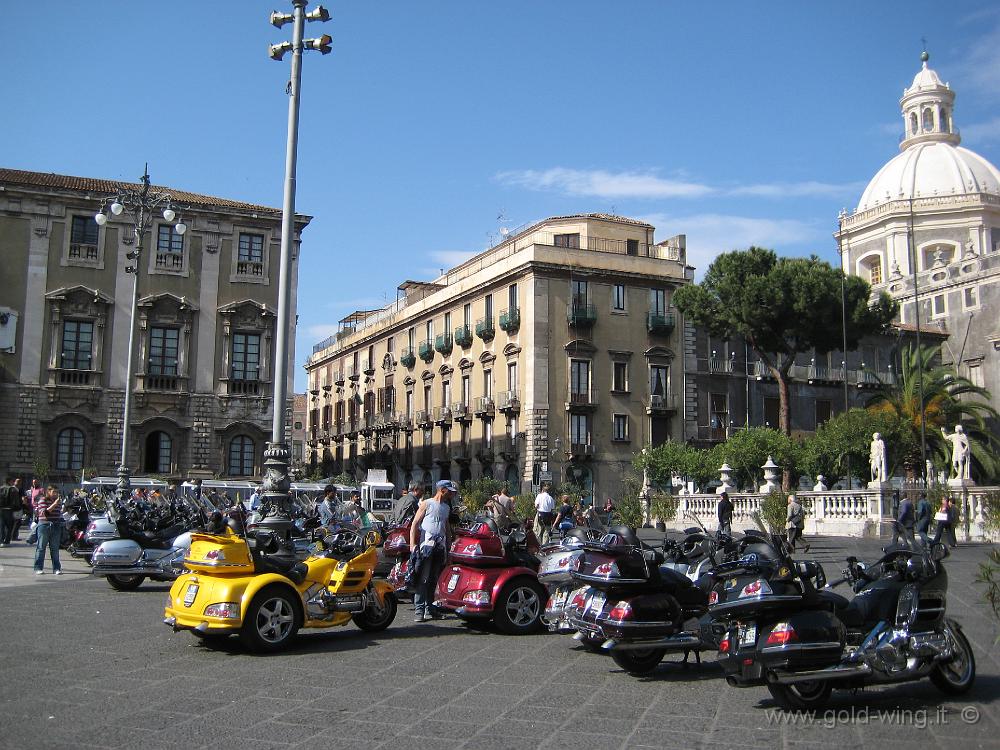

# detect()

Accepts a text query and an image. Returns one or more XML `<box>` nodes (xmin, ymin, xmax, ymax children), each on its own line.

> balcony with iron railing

<box><xmin>52</xmin><ymin>368</ymin><xmax>96</xmax><ymax>387</ymax></box>
<box><xmin>475</xmin><ymin>317</ymin><xmax>495</xmax><ymax>342</ymax></box>
<box><xmin>68</xmin><ymin>243</ymin><xmax>99</xmax><ymax>262</ymax></box>
<box><xmin>496</xmin><ymin>433</ymin><xmax>522</xmax><ymax>460</ymax></box>
<box><xmin>346</xmin><ymin>363</ymin><xmax>359</xmax><ymax>380</ymax></box>
<box><xmin>454</xmin><ymin>324</ymin><xmax>473</xmax><ymax>348</ymax></box>
<box><xmin>228</xmin><ymin>371</ymin><xmax>262</xmax><ymax>396</ymax></box>
<box><xmin>418</xmin><ymin>340</ymin><xmax>434</xmax><ymax>362</ymax></box>
<box><xmin>155</xmin><ymin>251</ymin><xmax>184</xmax><ymax>271</ymax></box>
<box><xmin>415</xmin><ymin>409</ymin><xmax>432</xmax><ymax>427</ymax></box>
<box><xmin>566</xmin><ymin>387</ymin><xmax>599</xmax><ymax>411</ymax></box>
<box><xmin>497</xmin><ymin>390</ymin><xmax>520</xmax><ymax>412</ymax></box>
<box><xmin>567</xmin><ymin>303</ymin><xmax>597</xmax><ymax>328</ymax></box>
<box><xmin>400</xmin><ymin>347</ymin><xmax>416</xmax><ymax>368</ymax></box>
<box><xmin>398</xmin><ymin>412</ymin><xmax>414</xmax><ymax>430</ymax></box>
<box><xmin>451</xmin><ymin>402</ymin><xmax>472</xmax><ymax>422</ymax></box>
<box><xmin>645</xmin><ymin>393</ymin><xmax>677</xmax><ymax>414</ymax></box>
<box><xmin>433</xmin><ymin>444</ymin><xmax>452</xmax><ymax>464</ymax></box>
<box><xmin>499</xmin><ymin>307</ymin><xmax>520</xmax><ymax>333</ymax></box>
<box><xmin>569</xmin><ymin>442</ymin><xmax>595</xmax><ymax>459</ymax></box>
<box><xmin>434</xmin><ymin>333</ymin><xmax>453</xmax><ymax>355</ymax></box>
<box><xmin>647</xmin><ymin>311</ymin><xmax>675</xmax><ymax>335</ymax></box>
<box><xmin>473</xmin><ymin>395</ymin><xmax>495</xmax><ymax>417</ymax></box>
<box><xmin>362</xmin><ymin>358</ymin><xmax>375</xmax><ymax>375</ymax></box>
<box><xmin>433</xmin><ymin>405</ymin><xmax>453</xmax><ymax>425</ymax></box>
<box><xmin>708</xmin><ymin>357</ymin><xmax>733</xmax><ymax>374</ymax></box>
<box><xmin>143</xmin><ymin>373</ymin><xmax>183</xmax><ymax>392</ymax></box>
<box><xmin>333</xmin><ymin>369</ymin><xmax>345</xmax><ymax>385</ymax></box>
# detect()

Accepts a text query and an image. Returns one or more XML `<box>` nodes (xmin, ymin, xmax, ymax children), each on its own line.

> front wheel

<box><xmin>767</xmin><ymin>681</ymin><xmax>832</xmax><ymax>711</ymax></box>
<box><xmin>107</xmin><ymin>574</ymin><xmax>144</xmax><ymax>591</ymax></box>
<box><xmin>930</xmin><ymin>623</ymin><xmax>976</xmax><ymax>695</ymax></box>
<box><xmin>494</xmin><ymin>580</ymin><xmax>546</xmax><ymax>635</ymax></box>
<box><xmin>352</xmin><ymin>591</ymin><xmax>398</xmax><ymax>632</ymax></box>
<box><xmin>611</xmin><ymin>648</ymin><xmax>666</xmax><ymax>675</ymax></box>
<box><xmin>240</xmin><ymin>586</ymin><xmax>300</xmax><ymax>653</ymax></box>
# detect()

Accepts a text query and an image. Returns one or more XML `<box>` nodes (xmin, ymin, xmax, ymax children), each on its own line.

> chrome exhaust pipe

<box><xmin>605</xmin><ymin>634</ymin><xmax>703</xmax><ymax>652</ymax></box>
<box><xmin>768</xmin><ymin>663</ymin><xmax>872</xmax><ymax>685</ymax></box>
<box><xmin>572</xmin><ymin>631</ymin><xmax>586</xmax><ymax>641</ymax></box>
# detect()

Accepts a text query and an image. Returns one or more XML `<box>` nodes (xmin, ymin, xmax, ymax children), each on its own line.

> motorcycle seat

<box><xmin>817</xmin><ymin>589</ymin><xmax>850</xmax><ymax>610</ymax></box>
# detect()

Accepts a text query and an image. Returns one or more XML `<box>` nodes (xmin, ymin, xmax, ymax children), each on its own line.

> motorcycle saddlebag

<box><xmin>756</xmin><ymin>609</ymin><xmax>845</xmax><ymax>671</ymax></box>
<box><xmin>92</xmin><ymin>539</ymin><xmax>143</xmax><ymax>566</ymax></box>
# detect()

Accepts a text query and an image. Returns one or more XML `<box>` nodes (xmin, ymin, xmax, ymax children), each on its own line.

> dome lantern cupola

<box><xmin>899</xmin><ymin>51</ymin><xmax>959</xmax><ymax>151</ymax></box>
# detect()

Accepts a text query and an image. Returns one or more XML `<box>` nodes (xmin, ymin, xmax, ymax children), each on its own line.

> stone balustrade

<box><xmin>663</xmin><ymin>486</ymin><xmax>997</xmax><ymax>542</ymax></box>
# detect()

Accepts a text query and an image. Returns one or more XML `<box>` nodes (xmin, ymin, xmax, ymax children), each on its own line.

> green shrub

<box><xmin>459</xmin><ymin>476</ymin><xmax>504</xmax><ymax>517</ymax></box>
<box><xmin>649</xmin><ymin>492</ymin><xmax>679</xmax><ymax>526</ymax></box>
<box><xmin>513</xmin><ymin>494</ymin><xmax>535</xmax><ymax>521</ymax></box>
<box><xmin>760</xmin><ymin>489</ymin><xmax>789</xmax><ymax>534</ymax></box>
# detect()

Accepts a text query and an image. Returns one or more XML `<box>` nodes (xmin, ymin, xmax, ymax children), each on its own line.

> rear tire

<box><xmin>107</xmin><ymin>574</ymin><xmax>144</xmax><ymax>591</ymax></box>
<box><xmin>240</xmin><ymin>585</ymin><xmax>300</xmax><ymax>654</ymax></box>
<box><xmin>494</xmin><ymin>579</ymin><xmax>546</xmax><ymax>635</ymax></box>
<box><xmin>766</xmin><ymin>681</ymin><xmax>832</xmax><ymax>711</ymax></box>
<box><xmin>930</xmin><ymin>623</ymin><xmax>976</xmax><ymax>695</ymax></box>
<box><xmin>352</xmin><ymin>591</ymin><xmax>398</xmax><ymax>632</ymax></box>
<box><xmin>611</xmin><ymin>648</ymin><xmax>666</xmax><ymax>675</ymax></box>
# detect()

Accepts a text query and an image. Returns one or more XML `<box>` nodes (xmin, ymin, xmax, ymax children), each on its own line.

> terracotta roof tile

<box><xmin>0</xmin><ymin>167</ymin><xmax>298</xmax><ymax>217</ymax></box>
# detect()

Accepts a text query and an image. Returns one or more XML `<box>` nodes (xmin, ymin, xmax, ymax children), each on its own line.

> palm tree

<box><xmin>867</xmin><ymin>344</ymin><xmax>999</xmax><ymax>482</ymax></box>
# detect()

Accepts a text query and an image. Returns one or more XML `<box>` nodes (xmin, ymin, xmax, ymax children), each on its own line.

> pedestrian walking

<box><xmin>891</xmin><ymin>493</ymin><xmax>916</xmax><ymax>548</ymax></box>
<box><xmin>785</xmin><ymin>493</ymin><xmax>809</xmax><ymax>553</ymax></box>
<box><xmin>603</xmin><ymin>497</ymin><xmax>614</xmax><ymax>526</ymax></box>
<box><xmin>932</xmin><ymin>497</ymin><xmax>958</xmax><ymax>548</ymax></box>
<box><xmin>915</xmin><ymin>493</ymin><xmax>932</xmax><ymax>545</ymax></box>
<box><xmin>0</xmin><ymin>476</ymin><xmax>22</xmax><ymax>547</ymax></box>
<box><xmin>33</xmin><ymin>485</ymin><xmax>65</xmax><ymax>575</ymax></box>
<box><xmin>717</xmin><ymin>491</ymin><xmax>734</xmax><ymax>536</ymax></box>
<box><xmin>552</xmin><ymin>495</ymin><xmax>575</xmax><ymax>536</ymax></box>
<box><xmin>534</xmin><ymin>483</ymin><xmax>555</xmax><ymax>546</ymax></box>
<box><xmin>409</xmin><ymin>480</ymin><xmax>455</xmax><ymax>622</ymax></box>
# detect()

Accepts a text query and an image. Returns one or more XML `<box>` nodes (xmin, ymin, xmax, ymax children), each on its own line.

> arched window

<box><xmin>144</xmin><ymin>431</ymin><xmax>172</xmax><ymax>473</ymax></box>
<box><xmin>922</xmin><ymin>108</ymin><xmax>934</xmax><ymax>131</ymax></box>
<box><xmin>229</xmin><ymin>436</ymin><xmax>255</xmax><ymax>476</ymax></box>
<box><xmin>859</xmin><ymin>255</ymin><xmax>883</xmax><ymax>285</ymax></box>
<box><xmin>909</xmin><ymin>112</ymin><xmax>918</xmax><ymax>135</ymax></box>
<box><xmin>56</xmin><ymin>428</ymin><xmax>85</xmax><ymax>471</ymax></box>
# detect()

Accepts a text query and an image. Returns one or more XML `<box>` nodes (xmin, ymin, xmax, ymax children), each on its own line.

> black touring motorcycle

<box><xmin>708</xmin><ymin>535</ymin><xmax>975</xmax><ymax>710</ymax></box>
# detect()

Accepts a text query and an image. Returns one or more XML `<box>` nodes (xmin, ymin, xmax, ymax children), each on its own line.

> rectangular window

<box><xmin>763</xmin><ymin>397</ymin><xmax>779</xmax><ymax>430</ymax></box>
<box><xmin>424</xmin><ymin>384</ymin><xmax>432</xmax><ymax>410</ymax></box>
<box><xmin>570</xmin><ymin>359</ymin><xmax>590</xmax><ymax>397</ymax></box>
<box><xmin>231</xmin><ymin>333</ymin><xmax>261</xmax><ymax>380</ymax></box>
<box><xmin>626</xmin><ymin>238</ymin><xmax>639</xmax><ymax>256</ymax></box>
<box><xmin>612</xmin><ymin>414</ymin><xmax>629</xmax><ymax>441</ymax></box>
<box><xmin>869</xmin><ymin>261</ymin><xmax>882</xmax><ymax>285</ymax></box>
<box><xmin>554</xmin><ymin>233</ymin><xmax>581</xmax><ymax>249</ymax></box>
<box><xmin>463</xmin><ymin>303</ymin><xmax>471</xmax><ymax>327</ymax></box>
<box><xmin>444</xmin><ymin>311</ymin><xmax>452</xmax><ymax>332</ymax></box>
<box><xmin>650</xmin><ymin>365</ymin><xmax>669</xmax><ymax>396</ymax></box>
<box><xmin>507</xmin><ymin>362</ymin><xmax>517</xmax><ymax>390</ymax></box>
<box><xmin>612</xmin><ymin>284</ymin><xmax>626</xmax><ymax>312</ymax></box>
<box><xmin>60</xmin><ymin>321</ymin><xmax>93</xmax><ymax>370</ymax></box>
<box><xmin>426</xmin><ymin>320</ymin><xmax>433</xmax><ymax>340</ymax></box>
<box><xmin>571</xmin><ymin>414</ymin><xmax>589</xmax><ymax>445</ymax></box>
<box><xmin>442</xmin><ymin>381</ymin><xmax>451</xmax><ymax>407</ymax></box>
<box><xmin>238</xmin><ymin>233</ymin><xmax>264</xmax><ymax>262</ymax></box>
<box><xmin>613</xmin><ymin>361</ymin><xmax>628</xmax><ymax>392</ymax></box>
<box><xmin>815</xmin><ymin>399</ymin><xmax>833</xmax><ymax>427</ymax></box>
<box><xmin>963</xmin><ymin>286</ymin><xmax>978</xmax><ymax>310</ymax></box>
<box><xmin>148</xmin><ymin>327</ymin><xmax>179</xmax><ymax>375</ymax></box>
<box><xmin>932</xmin><ymin>294</ymin><xmax>946</xmax><ymax>317</ymax></box>
<box><xmin>462</xmin><ymin>376</ymin><xmax>470</xmax><ymax>405</ymax></box>
<box><xmin>483</xmin><ymin>369</ymin><xmax>492</xmax><ymax>397</ymax></box>
<box><xmin>405</xmin><ymin>390</ymin><xmax>413</xmax><ymax>417</ymax></box>
<box><xmin>650</xmin><ymin>288</ymin><xmax>666</xmax><ymax>315</ymax></box>
<box><xmin>967</xmin><ymin>361</ymin><xmax>984</xmax><ymax>388</ymax></box>
<box><xmin>387</xmin><ymin>336</ymin><xmax>394</xmax><ymax>354</ymax></box>
<box><xmin>712</xmin><ymin>393</ymin><xmax>729</xmax><ymax>440</ymax></box>
<box><xmin>156</xmin><ymin>225</ymin><xmax>184</xmax><ymax>270</ymax></box>
<box><xmin>572</xmin><ymin>280</ymin><xmax>588</xmax><ymax>307</ymax></box>
<box><xmin>69</xmin><ymin>216</ymin><xmax>99</xmax><ymax>261</ymax></box>
<box><xmin>508</xmin><ymin>283</ymin><xmax>518</xmax><ymax>310</ymax></box>
<box><xmin>408</xmin><ymin>327</ymin><xmax>415</xmax><ymax>349</ymax></box>
<box><xmin>485</xmin><ymin>294</ymin><xmax>493</xmax><ymax>321</ymax></box>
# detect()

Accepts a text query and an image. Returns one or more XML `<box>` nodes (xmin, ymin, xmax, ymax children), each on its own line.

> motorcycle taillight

<box><xmin>607</xmin><ymin>601</ymin><xmax>633</xmax><ymax>621</ymax></box>
<box><xmin>765</xmin><ymin>622</ymin><xmax>798</xmax><ymax>646</ymax></box>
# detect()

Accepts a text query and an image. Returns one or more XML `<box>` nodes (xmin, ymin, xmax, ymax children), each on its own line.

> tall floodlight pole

<box><xmin>94</xmin><ymin>167</ymin><xmax>187</xmax><ymax>511</ymax></box>
<box><xmin>837</xmin><ymin>210</ymin><xmax>852</xmax><ymax>489</ymax></box>
<box><xmin>260</xmin><ymin>1</ymin><xmax>331</xmax><ymax>534</ymax></box>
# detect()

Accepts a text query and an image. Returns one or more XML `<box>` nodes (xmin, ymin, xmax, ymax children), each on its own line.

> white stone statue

<box><xmin>813</xmin><ymin>475</ymin><xmax>828</xmax><ymax>492</ymax></box>
<box><xmin>869</xmin><ymin>432</ymin><xmax>887</xmax><ymax>484</ymax></box>
<box><xmin>942</xmin><ymin>424</ymin><xmax>972</xmax><ymax>482</ymax></box>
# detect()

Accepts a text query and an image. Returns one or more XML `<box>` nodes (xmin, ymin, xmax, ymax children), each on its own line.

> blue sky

<box><xmin>6</xmin><ymin>1</ymin><xmax>1000</xmax><ymax>391</ymax></box>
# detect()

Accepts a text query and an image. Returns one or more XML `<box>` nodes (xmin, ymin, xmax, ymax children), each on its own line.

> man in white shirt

<box><xmin>534</xmin><ymin>483</ymin><xmax>555</xmax><ymax>545</ymax></box>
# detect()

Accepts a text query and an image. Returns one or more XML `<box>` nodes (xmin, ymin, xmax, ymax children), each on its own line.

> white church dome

<box><xmin>857</xmin><ymin>142</ymin><xmax>1000</xmax><ymax>211</ymax></box>
<box><xmin>856</xmin><ymin>52</ymin><xmax>1000</xmax><ymax>212</ymax></box>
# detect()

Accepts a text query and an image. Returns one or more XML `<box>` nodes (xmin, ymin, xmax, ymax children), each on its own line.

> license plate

<box><xmin>446</xmin><ymin>572</ymin><xmax>460</xmax><ymax>593</ymax></box>
<box><xmin>183</xmin><ymin>583</ymin><xmax>199</xmax><ymax>607</ymax></box>
<box><xmin>739</xmin><ymin>623</ymin><xmax>757</xmax><ymax>647</ymax></box>
<box><xmin>550</xmin><ymin>589</ymin><xmax>567</xmax><ymax>610</ymax></box>
<box><xmin>586</xmin><ymin>591</ymin><xmax>606</xmax><ymax>616</ymax></box>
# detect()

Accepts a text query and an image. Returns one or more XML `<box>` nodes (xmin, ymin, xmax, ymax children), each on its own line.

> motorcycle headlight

<box><xmin>895</xmin><ymin>584</ymin><xmax>918</xmax><ymax>628</ymax></box>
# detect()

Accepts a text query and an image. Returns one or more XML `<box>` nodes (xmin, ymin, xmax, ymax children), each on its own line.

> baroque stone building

<box><xmin>0</xmin><ymin>168</ymin><xmax>310</xmax><ymax>482</ymax></box>
<box><xmin>837</xmin><ymin>53</ymin><xmax>1000</xmax><ymax>420</ymax></box>
<box><xmin>304</xmin><ymin>214</ymin><xmax>689</xmax><ymax>499</ymax></box>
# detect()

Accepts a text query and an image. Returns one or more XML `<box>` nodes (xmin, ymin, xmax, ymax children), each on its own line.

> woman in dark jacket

<box><xmin>914</xmin><ymin>494</ymin><xmax>932</xmax><ymax>544</ymax></box>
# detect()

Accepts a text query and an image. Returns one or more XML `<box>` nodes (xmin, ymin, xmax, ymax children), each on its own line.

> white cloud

<box><xmin>496</xmin><ymin>167</ymin><xmax>712</xmax><ymax>199</ymax></box>
<box><xmin>428</xmin><ymin>249</ymin><xmax>478</xmax><ymax>268</ymax></box>
<box><xmin>728</xmin><ymin>181</ymin><xmax>865</xmax><ymax>198</ymax></box>
<box><xmin>303</xmin><ymin>323</ymin><xmax>339</xmax><ymax>341</ymax></box>
<box><xmin>961</xmin><ymin>116</ymin><xmax>1000</xmax><ymax>145</ymax></box>
<box><xmin>497</xmin><ymin>167</ymin><xmax>860</xmax><ymax>201</ymax></box>
<box><xmin>640</xmin><ymin>212</ymin><xmax>825</xmax><ymax>277</ymax></box>
<box><xmin>954</xmin><ymin>19</ymin><xmax>1000</xmax><ymax>102</ymax></box>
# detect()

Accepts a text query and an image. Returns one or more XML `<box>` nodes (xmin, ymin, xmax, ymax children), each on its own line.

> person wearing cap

<box><xmin>393</xmin><ymin>481</ymin><xmax>423</xmax><ymax>524</ymax></box>
<box><xmin>408</xmin><ymin>480</ymin><xmax>456</xmax><ymax>622</ymax></box>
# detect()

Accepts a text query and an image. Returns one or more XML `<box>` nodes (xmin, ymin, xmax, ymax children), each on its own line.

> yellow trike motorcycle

<box><xmin>164</xmin><ymin>516</ymin><xmax>397</xmax><ymax>653</ymax></box>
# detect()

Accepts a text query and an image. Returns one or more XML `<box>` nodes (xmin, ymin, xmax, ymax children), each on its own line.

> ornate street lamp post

<box><xmin>94</xmin><ymin>166</ymin><xmax>187</xmax><ymax>508</ymax></box>
<box><xmin>259</xmin><ymin>1</ymin><xmax>331</xmax><ymax>534</ymax></box>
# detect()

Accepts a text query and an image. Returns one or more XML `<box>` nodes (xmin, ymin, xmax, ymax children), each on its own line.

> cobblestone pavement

<box><xmin>0</xmin><ymin>535</ymin><xmax>997</xmax><ymax>750</ymax></box>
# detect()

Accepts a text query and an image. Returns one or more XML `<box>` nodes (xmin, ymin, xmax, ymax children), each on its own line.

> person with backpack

<box><xmin>785</xmin><ymin>493</ymin><xmax>809</xmax><ymax>553</ymax></box>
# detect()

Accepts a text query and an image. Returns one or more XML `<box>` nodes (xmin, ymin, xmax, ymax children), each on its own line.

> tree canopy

<box><xmin>674</xmin><ymin>247</ymin><xmax>897</xmax><ymax>436</ymax></box>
